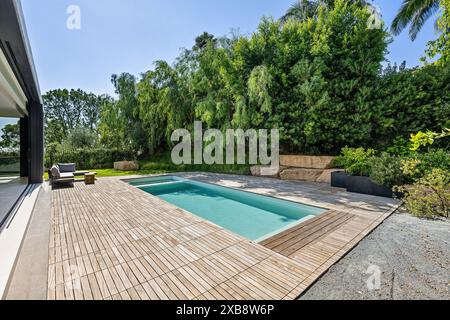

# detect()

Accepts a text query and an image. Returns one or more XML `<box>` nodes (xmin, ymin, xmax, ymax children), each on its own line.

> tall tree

<box><xmin>0</xmin><ymin>123</ymin><xmax>20</xmax><ymax>152</ymax></box>
<box><xmin>425</xmin><ymin>0</ymin><xmax>450</xmax><ymax>64</ymax></box>
<box><xmin>43</xmin><ymin>89</ymin><xmax>103</xmax><ymax>145</ymax></box>
<box><xmin>99</xmin><ymin>73</ymin><xmax>148</xmax><ymax>155</ymax></box>
<box><xmin>280</xmin><ymin>0</ymin><xmax>371</xmax><ymax>23</ymax></box>
<box><xmin>193</xmin><ymin>32</ymin><xmax>217</xmax><ymax>51</ymax></box>
<box><xmin>391</xmin><ymin>0</ymin><xmax>441</xmax><ymax>41</ymax></box>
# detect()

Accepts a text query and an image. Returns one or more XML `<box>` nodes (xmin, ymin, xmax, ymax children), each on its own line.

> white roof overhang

<box><xmin>0</xmin><ymin>47</ymin><xmax>28</xmax><ymax>117</ymax></box>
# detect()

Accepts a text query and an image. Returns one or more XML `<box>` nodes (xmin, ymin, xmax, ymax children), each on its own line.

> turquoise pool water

<box><xmin>130</xmin><ymin>176</ymin><xmax>325</xmax><ymax>241</ymax></box>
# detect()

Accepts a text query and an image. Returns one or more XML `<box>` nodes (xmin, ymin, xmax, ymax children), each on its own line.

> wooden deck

<box><xmin>47</xmin><ymin>174</ymin><xmax>400</xmax><ymax>300</ymax></box>
<box><xmin>261</xmin><ymin>210</ymin><xmax>354</xmax><ymax>257</ymax></box>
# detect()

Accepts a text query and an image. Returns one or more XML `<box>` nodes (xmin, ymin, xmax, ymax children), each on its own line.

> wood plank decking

<box><xmin>260</xmin><ymin>210</ymin><xmax>354</xmax><ymax>257</ymax></box>
<box><xmin>47</xmin><ymin>174</ymin><xmax>400</xmax><ymax>300</ymax></box>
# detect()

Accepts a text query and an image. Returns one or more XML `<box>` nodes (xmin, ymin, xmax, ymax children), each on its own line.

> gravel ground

<box><xmin>300</xmin><ymin>212</ymin><xmax>450</xmax><ymax>300</ymax></box>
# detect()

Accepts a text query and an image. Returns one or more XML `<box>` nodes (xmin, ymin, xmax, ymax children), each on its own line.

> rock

<box><xmin>279</xmin><ymin>168</ymin><xmax>324</xmax><ymax>182</ymax></box>
<box><xmin>114</xmin><ymin>161</ymin><xmax>139</xmax><ymax>171</ymax></box>
<box><xmin>280</xmin><ymin>155</ymin><xmax>336</xmax><ymax>169</ymax></box>
<box><xmin>250</xmin><ymin>165</ymin><xmax>282</xmax><ymax>177</ymax></box>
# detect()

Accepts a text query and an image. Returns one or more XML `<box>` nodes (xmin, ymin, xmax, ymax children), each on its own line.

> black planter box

<box><xmin>331</xmin><ymin>171</ymin><xmax>349</xmax><ymax>188</ymax></box>
<box><xmin>346</xmin><ymin>175</ymin><xmax>393</xmax><ymax>198</ymax></box>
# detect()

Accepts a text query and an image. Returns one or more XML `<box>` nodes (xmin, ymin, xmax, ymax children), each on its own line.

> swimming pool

<box><xmin>130</xmin><ymin>176</ymin><xmax>325</xmax><ymax>241</ymax></box>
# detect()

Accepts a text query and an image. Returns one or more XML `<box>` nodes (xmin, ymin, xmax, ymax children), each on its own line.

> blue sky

<box><xmin>0</xmin><ymin>0</ymin><xmax>440</xmax><ymax>130</ymax></box>
<box><xmin>21</xmin><ymin>0</ymin><xmax>439</xmax><ymax>96</ymax></box>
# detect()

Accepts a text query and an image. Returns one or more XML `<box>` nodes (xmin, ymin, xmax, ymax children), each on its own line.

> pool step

<box><xmin>135</xmin><ymin>180</ymin><xmax>187</xmax><ymax>189</ymax></box>
<box><xmin>260</xmin><ymin>210</ymin><xmax>354</xmax><ymax>257</ymax></box>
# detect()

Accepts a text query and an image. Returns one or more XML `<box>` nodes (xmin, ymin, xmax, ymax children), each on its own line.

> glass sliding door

<box><xmin>0</xmin><ymin>117</ymin><xmax>27</xmax><ymax>229</ymax></box>
<box><xmin>0</xmin><ymin>117</ymin><xmax>20</xmax><ymax>176</ymax></box>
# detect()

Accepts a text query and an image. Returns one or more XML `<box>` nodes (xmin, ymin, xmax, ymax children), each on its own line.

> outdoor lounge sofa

<box><xmin>49</xmin><ymin>163</ymin><xmax>89</xmax><ymax>187</ymax></box>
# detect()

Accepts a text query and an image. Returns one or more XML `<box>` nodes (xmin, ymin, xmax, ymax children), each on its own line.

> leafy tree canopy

<box><xmin>46</xmin><ymin>0</ymin><xmax>449</xmax><ymax>158</ymax></box>
<box><xmin>43</xmin><ymin>89</ymin><xmax>106</xmax><ymax>146</ymax></box>
<box><xmin>0</xmin><ymin>123</ymin><xmax>19</xmax><ymax>152</ymax></box>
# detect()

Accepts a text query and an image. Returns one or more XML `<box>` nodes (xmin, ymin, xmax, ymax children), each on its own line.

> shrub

<box><xmin>334</xmin><ymin>147</ymin><xmax>376</xmax><ymax>176</ymax></box>
<box><xmin>384</xmin><ymin>136</ymin><xmax>412</xmax><ymax>156</ymax></box>
<box><xmin>0</xmin><ymin>150</ymin><xmax>20</xmax><ymax>173</ymax></box>
<box><xmin>395</xmin><ymin>169</ymin><xmax>450</xmax><ymax>219</ymax></box>
<box><xmin>409</xmin><ymin>128</ymin><xmax>450</xmax><ymax>152</ymax></box>
<box><xmin>0</xmin><ymin>151</ymin><xmax>20</xmax><ymax>173</ymax></box>
<box><xmin>45</xmin><ymin>146</ymin><xmax>135</xmax><ymax>170</ymax></box>
<box><xmin>0</xmin><ymin>150</ymin><xmax>19</xmax><ymax>158</ymax></box>
<box><xmin>369</xmin><ymin>153</ymin><xmax>406</xmax><ymax>188</ymax></box>
<box><xmin>401</xmin><ymin>149</ymin><xmax>450</xmax><ymax>182</ymax></box>
<box><xmin>417</xmin><ymin>149</ymin><xmax>450</xmax><ymax>173</ymax></box>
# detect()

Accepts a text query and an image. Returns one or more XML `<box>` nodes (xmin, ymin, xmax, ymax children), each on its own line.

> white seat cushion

<box><xmin>59</xmin><ymin>173</ymin><xmax>74</xmax><ymax>179</ymax></box>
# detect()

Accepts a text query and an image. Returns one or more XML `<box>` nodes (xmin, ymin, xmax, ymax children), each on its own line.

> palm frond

<box><xmin>280</xmin><ymin>0</ymin><xmax>374</xmax><ymax>24</ymax></box>
<box><xmin>391</xmin><ymin>0</ymin><xmax>440</xmax><ymax>40</ymax></box>
<box><xmin>409</xmin><ymin>1</ymin><xmax>440</xmax><ymax>39</ymax></box>
<box><xmin>280</xmin><ymin>0</ymin><xmax>321</xmax><ymax>23</ymax></box>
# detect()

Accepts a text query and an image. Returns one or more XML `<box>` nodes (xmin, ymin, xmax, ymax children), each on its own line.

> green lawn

<box><xmin>44</xmin><ymin>168</ymin><xmax>171</xmax><ymax>180</ymax></box>
<box><xmin>44</xmin><ymin>154</ymin><xmax>251</xmax><ymax>180</ymax></box>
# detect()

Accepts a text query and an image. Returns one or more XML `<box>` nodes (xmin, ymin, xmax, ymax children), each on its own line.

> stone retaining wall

<box><xmin>251</xmin><ymin>155</ymin><xmax>340</xmax><ymax>183</ymax></box>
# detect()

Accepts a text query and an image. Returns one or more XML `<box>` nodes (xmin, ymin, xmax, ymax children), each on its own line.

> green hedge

<box><xmin>0</xmin><ymin>151</ymin><xmax>19</xmax><ymax>173</ymax></box>
<box><xmin>0</xmin><ymin>158</ymin><xmax>19</xmax><ymax>173</ymax></box>
<box><xmin>45</xmin><ymin>148</ymin><xmax>135</xmax><ymax>170</ymax></box>
<box><xmin>373</xmin><ymin>65</ymin><xmax>450</xmax><ymax>150</ymax></box>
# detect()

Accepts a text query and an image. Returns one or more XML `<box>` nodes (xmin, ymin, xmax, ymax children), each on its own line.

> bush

<box><xmin>395</xmin><ymin>169</ymin><xmax>450</xmax><ymax>219</ymax></box>
<box><xmin>373</xmin><ymin>65</ymin><xmax>450</xmax><ymax>151</ymax></box>
<box><xmin>45</xmin><ymin>147</ymin><xmax>135</xmax><ymax>170</ymax></box>
<box><xmin>417</xmin><ymin>149</ymin><xmax>450</xmax><ymax>173</ymax></box>
<box><xmin>334</xmin><ymin>147</ymin><xmax>376</xmax><ymax>176</ymax></box>
<box><xmin>409</xmin><ymin>129</ymin><xmax>450</xmax><ymax>152</ymax></box>
<box><xmin>369</xmin><ymin>153</ymin><xmax>406</xmax><ymax>188</ymax></box>
<box><xmin>0</xmin><ymin>150</ymin><xmax>19</xmax><ymax>158</ymax></box>
<box><xmin>384</xmin><ymin>136</ymin><xmax>412</xmax><ymax>156</ymax></box>
<box><xmin>401</xmin><ymin>149</ymin><xmax>450</xmax><ymax>182</ymax></box>
<box><xmin>0</xmin><ymin>150</ymin><xmax>20</xmax><ymax>173</ymax></box>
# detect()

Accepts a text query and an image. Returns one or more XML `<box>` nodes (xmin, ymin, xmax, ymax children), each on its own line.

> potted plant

<box><xmin>331</xmin><ymin>171</ymin><xmax>349</xmax><ymax>188</ymax></box>
<box><xmin>367</xmin><ymin>153</ymin><xmax>408</xmax><ymax>198</ymax></box>
<box><xmin>347</xmin><ymin>174</ymin><xmax>394</xmax><ymax>198</ymax></box>
<box><xmin>335</xmin><ymin>147</ymin><xmax>396</xmax><ymax>198</ymax></box>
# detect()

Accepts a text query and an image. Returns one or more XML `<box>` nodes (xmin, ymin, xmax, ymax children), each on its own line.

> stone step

<box><xmin>280</xmin><ymin>168</ymin><xmax>323</xmax><ymax>182</ymax></box>
<box><xmin>280</xmin><ymin>155</ymin><xmax>335</xmax><ymax>169</ymax></box>
<box><xmin>280</xmin><ymin>168</ymin><xmax>341</xmax><ymax>183</ymax></box>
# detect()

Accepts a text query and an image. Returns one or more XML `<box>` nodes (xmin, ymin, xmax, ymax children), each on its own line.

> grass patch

<box><xmin>44</xmin><ymin>153</ymin><xmax>251</xmax><ymax>179</ymax></box>
<box><xmin>138</xmin><ymin>153</ymin><xmax>251</xmax><ymax>175</ymax></box>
